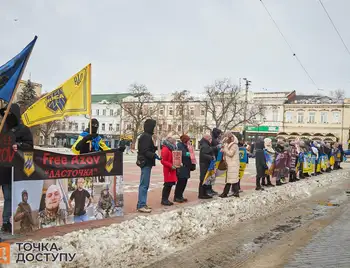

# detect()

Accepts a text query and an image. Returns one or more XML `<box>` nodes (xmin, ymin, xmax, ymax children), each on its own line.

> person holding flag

<box><xmin>0</xmin><ymin>36</ymin><xmax>37</xmax><ymax>237</ymax></box>
<box><xmin>71</xmin><ymin>118</ymin><xmax>110</xmax><ymax>154</ymax></box>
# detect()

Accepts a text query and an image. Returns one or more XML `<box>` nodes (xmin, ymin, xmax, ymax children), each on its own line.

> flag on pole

<box><xmin>0</xmin><ymin>36</ymin><xmax>38</xmax><ymax>102</ymax></box>
<box><xmin>21</xmin><ymin>64</ymin><xmax>91</xmax><ymax>127</ymax></box>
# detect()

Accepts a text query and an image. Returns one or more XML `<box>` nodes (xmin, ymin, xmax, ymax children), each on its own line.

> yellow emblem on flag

<box><xmin>21</xmin><ymin>64</ymin><xmax>91</xmax><ymax>127</ymax></box>
<box><xmin>105</xmin><ymin>153</ymin><xmax>114</xmax><ymax>173</ymax></box>
<box><xmin>23</xmin><ymin>152</ymin><xmax>35</xmax><ymax>177</ymax></box>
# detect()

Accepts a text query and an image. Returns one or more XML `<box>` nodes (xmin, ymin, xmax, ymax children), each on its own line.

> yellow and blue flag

<box><xmin>0</xmin><ymin>36</ymin><xmax>37</xmax><ymax>102</ymax></box>
<box><xmin>22</xmin><ymin>64</ymin><xmax>91</xmax><ymax>127</ymax></box>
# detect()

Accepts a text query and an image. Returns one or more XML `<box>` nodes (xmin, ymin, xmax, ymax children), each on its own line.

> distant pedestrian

<box><xmin>125</xmin><ymin>139</ymin><xmax>131</xmax><ymax>154</ymax></box>
<box><xmin>136</xmin><ymin>119</ymin><xmax>160</xmax><ymax>213</ymax></box>
<box><xmin>208</xmin><ymin>128</ymin><xmax>222</xmax><ymax>196</ymax></box>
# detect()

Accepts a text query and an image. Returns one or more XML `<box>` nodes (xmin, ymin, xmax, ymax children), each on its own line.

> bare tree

<box><xmin>330</xmin><ymin>89</ymin><xmax>345</xmax><ymax>101</ymax></box>
<box><xmin>118</xmin><ymin>83</ymin><xmax>159</xmax><ymax>145</ymax></box>
<box><xmin>203</xmin><ymin>79</ymin><xmax>264</xmax><ymax>132</ymax></box>
<box><xmin>40</xmin><ymin>121</ymin><xmax>61</xmax><ymax>146</ymax></box>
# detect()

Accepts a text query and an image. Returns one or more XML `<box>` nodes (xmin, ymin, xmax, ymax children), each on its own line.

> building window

<box><xmin>126</xmin><ymin>124</ymin><xmax>132</xmax><ymax>130</ymax></box>
<box><xmin>168</xmin><ymin>124</ymin><xmax>172</xmax><ymax>132</ymax></box>
<box><xmin>177</xmin><ymin>125</ymin><xmax>182</xmax><ymax>132</ymax></box>
<box><xmin>168</xmin><ymin>107</ymin><xmax>173</xmax><ymax>116</ymax></box>
<box><xmin>61</xmin><ymin>123</ymin><xmax>66</xmax><ymax>130</ymax></box>
<box><xmin>101</xmin><ymin>123</ymin><xmax>105</xmax><ymax>131</ymax></box>
<box><xmin>109</xmin><ymin>124</ymin><xmax>113</xmax><ymax>131</ymax></box>
<box><xmin>321</xmin><ymin>112</ymin><xmax>328</xmax><ymax>123</ymax></box>
<box><xmin>103</xmin><ymin>109</ymin><xmax>106</xmax><ymax>116</ymax></box>
<box><xmin>81</xmin><ymin>123</ymin><xmax>85</xmax><ymax>131</ymax></box>
<box><xmin>308</xmin><ymin>112</ymin><xmax>315</xmax><ymax>123</ymax></box>
<box><xmin>200</xmin><ymin>109</ymin><xmax>205</xmax><ymax>116</ymax></box>
<box><xmin>116</xmin><ymin>109</ymin><xmax>121</xmax><ymax>116</ymax></box>
<box><xmin>272</xmin><ymin>110</ymin><xmax>278</xmax><ymax>122</ymax></box>
<box><xmin>159</xmin><ymin>107</ymin><xmax>164</xmax><ymax>116</ymax></box>
<box><xmin>190</xmin><ymin>107</ymin><xmax>195</xmax><ymax>116</ymax></box>
<box><xmin>199</xmin><ymin>126</ymin><xmax>204</xmax><ymax>133</ymax></box>
<box><xmin>74</xmin><ymin>123</ymin><xmax>78</xmax><ymax>131</ymax></box>
<box><xmin>96</xmin><ymin>109</ymin><xmax>99</xmax><ymax>116</ymax></box>
<box><xmin>110</xmin><ymin>109</ymin><xmax>114</xmax><ymax>116</ymax></box>
<box><xmin>297</xmin><ymin>112</ymin><xmax>304</xmax><ymax>123</ymax></box>
<box><xmin>333</xmin><ymin>112</ymin><xmax>340</xmax><ymax>123</ymax></box>
<box><xmin>116</xmin><ymin>124</ymin><xmax>120</xmax><ymax>131</ymax></box>
<box><xmin>285</xmin><ymin>112</ymin><xmax>292</xmax><ymax>123</ymax></box>
<box><xmin>68</xmin><ymin>122</ymin><xmax>73</xmax><ymax>130</ymax></box>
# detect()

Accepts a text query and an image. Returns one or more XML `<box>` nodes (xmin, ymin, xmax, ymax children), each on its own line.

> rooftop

<box><xmin>92</xmin><ymin>93</ymin><xmax>130</xmax><ymax>103</ymax></box>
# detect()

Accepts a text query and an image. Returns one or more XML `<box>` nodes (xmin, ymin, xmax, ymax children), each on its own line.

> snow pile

<box><xmin>9</xmin><ymin>170</ymin><xmax>350</xmax><ymax>268</ymax></box>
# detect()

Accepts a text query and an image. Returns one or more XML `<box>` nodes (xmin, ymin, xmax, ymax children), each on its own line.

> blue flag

<box><xmin>0</xmin><ymin>36</ymin><xmax>37</xmax><ymax>102</ymax></box>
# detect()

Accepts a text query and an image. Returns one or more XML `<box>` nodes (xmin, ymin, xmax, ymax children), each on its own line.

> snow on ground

<box><xmin>9</xmin><ymin>170</ymin><xmax>350</xmax><ymax>268</ymax></box>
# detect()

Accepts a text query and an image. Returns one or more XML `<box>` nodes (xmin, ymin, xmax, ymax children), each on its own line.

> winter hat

<box><xmin>180</xmin><ymin>134</ymin><xmax>190</xmax><ymax>144</ymax></box>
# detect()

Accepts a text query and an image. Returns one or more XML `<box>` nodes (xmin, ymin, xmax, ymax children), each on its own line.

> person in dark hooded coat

<box><xmin>255</xmin><ymin>139</ymin><xmax>267</xmax><ymax>191</ymax></box>
<box><xmin>0</xmin><ymin>103</ymin><xmax>33</xmax><ymax>233</ymax></box>
<box><xmin>198</xmin><ymin>134</ymin><xmax>215</xmax><ymax>199</ymax></box>
<box><xmin>136</xmin><ymin>119</ymin><xmax>160</xmax><ymax>213</ymax></box>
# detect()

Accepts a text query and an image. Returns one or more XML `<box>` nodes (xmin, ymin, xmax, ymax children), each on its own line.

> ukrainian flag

<box><xmin>0</xmin><ymin>36</ymin><xmax>37</xmax><ymax>102</ymax></box>
<box><xmin>203</xmin><ymin>151</ymin><xmax>226</xmax><ymax>185</ymax></box>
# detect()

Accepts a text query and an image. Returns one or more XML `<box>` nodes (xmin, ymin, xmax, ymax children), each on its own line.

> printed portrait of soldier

<box><xmin>38</xmin><ymin>184</ymin><xmax>67</xmax><ymax>228</ymax></box>
<box><xmin>14</xmin><ymin>190</ymin><xmax>35</xmax><ymax>233</ymax></box>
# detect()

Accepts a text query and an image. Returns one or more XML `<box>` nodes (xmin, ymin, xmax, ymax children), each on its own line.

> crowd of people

<box><xmin>135</xmin><ymin>119</ymin><xmax>346</xmax><ymax>213</ymax></box>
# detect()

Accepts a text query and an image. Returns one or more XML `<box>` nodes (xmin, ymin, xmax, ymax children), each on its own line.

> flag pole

<box><xmin>0</xmin><ymin>36</ymin><xmax>38</xmax><ymax>134</ymax></box>
<box><xmin>89</xmin><ymin>64</ymin><xmax>92</xmax><ymax>151</ymax></box>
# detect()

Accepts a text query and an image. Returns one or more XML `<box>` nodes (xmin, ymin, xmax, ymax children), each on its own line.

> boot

<box><xmin>266</xmin><ymin>175</ymin><xmax>275</xmax><ymax>187</ymax></box>
<box><xmin>238</xmin><ymin>180</ymin><xmax>243</xmax><ymax>192</ymax></box>
<box><xmin>276</xmin><ymin>179</ymin><xmax>284</xmax><ymax>186</ymax></box>
<box><xmin>219</xmin><ymin>183</ymin><xmax>231</xmax><ymax>198</ymax></box>
<box><xmin>1</xmin><ymin>221</ymin><xmax>12</xmax><ymax>233</ymax></box>
<box><xmin>198</xmin><ymin>183</ymin><xmax>212</xmax><ymax>199</ymax></box>
<box><xmin>161</xmin><ymin>183</ymin><xmax>173</xmax><ymax>205</ymax></box>
<box><xmin>261</xmin><ymin>177</ymin><xmax>267</xmax><ymax>186</ymax></box>
<box><xmin>299</xmin><ymin>170</ymin><xmax>305</xmax><ymax>179</ymax></box>
<box><xmin>255</xmin><ymin>176</ymin><xmax>264</xmax><ymax>191</ymax></box>
<box><xmin>207</xmin><ymin>185</ymin><xmax>218</xmax><ymax>196</ymax></box>
<box><xmin>294</xmin><ymin>172</ymin><xmax>300</xmax><ymax>181</ymax></box>
<box><xmin>231</xmin><ymin>182</ymin><xmax>240</xmax><ymax>197</ymax></box>
<box><xmin>289</xmin><ymin>172</ymin><xmax>295</xmax><ymax>182</ymax></box>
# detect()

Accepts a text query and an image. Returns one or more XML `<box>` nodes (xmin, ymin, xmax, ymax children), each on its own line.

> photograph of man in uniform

<box><xmin>95</xmin><ymin>185</ymin><xmax>115</xmax><ymax>219</ymax></box>
<box><xmin>69</xmin><ymin>178</ymin><xmax>92</xmax><ymax>223</ymax></box>
<box><xmin>14</xmin><ymin>190</ymin><xmax>34</xmax><ymax>233</ymax></box>
<box><xmin>38</xmin><ymin>184</ymin><xmax>67</xmax><ymax>228</ymax></box>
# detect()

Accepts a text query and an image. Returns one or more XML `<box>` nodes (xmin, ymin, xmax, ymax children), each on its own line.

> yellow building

<box><xmin>278</xmin><ymin>95</ymin><xmax>350</xmax><ymax>147</ymax></box>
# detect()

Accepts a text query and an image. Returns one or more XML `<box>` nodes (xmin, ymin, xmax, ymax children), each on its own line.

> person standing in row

<box><xmin>255</xmin><ymin>139</ymin><xmax>267</xmax><ymax>191</ymax></box>
<box><xmin>198</xmin><ymin>134</ymin><xmax>215</xmax><ymax>199</ymax></box>
<box><xmin>160</xmin><ymin>135</ymin><xmax>178</xmax><ymax>206</ymax></box>
<box><xmin>174</xmin><ymin>134</ymin><xmax>193</xmax><ymax>203</ymax></box>
<box><xmin>219</xmin><ymin>132</ymin><xmax>240</xmax><ymax>198</ymax></box>
<box><xmin>208</xmin><ymin>128</ymin><xmax>222</xmax><ymax>196</ymax></box>
<box><xmin>136</xmin><ymin>119</ymin><xmax>160</xmax><ymax>213</ymax></box>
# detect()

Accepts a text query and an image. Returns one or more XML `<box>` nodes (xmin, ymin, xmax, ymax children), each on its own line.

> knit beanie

<box><xmin>180</xmin><ymin>134</ymin><xmax>190</xmax><ymax>143</ymax></box>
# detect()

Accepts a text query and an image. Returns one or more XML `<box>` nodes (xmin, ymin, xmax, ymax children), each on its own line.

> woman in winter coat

<box><xmin>160</xmin><ymin>136</ymin><xmax>178</xmax><ymax>206</ymax></box>
<box><xmin>219</xmin><ymin>132</ymin><xmax>240</xmax><ymax>198</ymax></box>
<box><xmin>174</xmin><ymin>134</ymin><xmax>193</xmax><ymax>203</ymax></box>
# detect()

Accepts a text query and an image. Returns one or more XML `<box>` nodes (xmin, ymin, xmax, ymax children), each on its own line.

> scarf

<box><xmin>80</xmin><ymin>131</ymin><xmax>102</xmax><ymax>152</ymax></box>
<box><xmin>163</xmin><ymin>139</ymin><xmax>176</xmax><ymax>151</ymax></box>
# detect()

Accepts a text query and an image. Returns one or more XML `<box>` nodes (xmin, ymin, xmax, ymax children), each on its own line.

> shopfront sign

<box><xmin>245</xmin><ymin>126</ymin><xmax>279</xmax><ymax>132</ymax></box>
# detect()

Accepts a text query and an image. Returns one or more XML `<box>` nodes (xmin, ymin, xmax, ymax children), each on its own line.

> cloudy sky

<box><xmin>1</xmin><ymin>0</ymin><xmax>349</xmax><ymax>96</ymax></box>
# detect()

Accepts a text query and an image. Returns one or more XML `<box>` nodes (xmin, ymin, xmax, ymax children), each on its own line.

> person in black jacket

<box><xmin>255</xmin><ymin>139</ymin><xmax>266</xmax><ymax>191</ymax></box>
<box><xmin>198</xmin><ymin>134</ymin><xmax>215</xmax><ymax>199</ymax></box>
<box><xmin>0</xmin><ymin>103</ymin><xmax>33</xmax><ymax>233</ymax></box>
<box><xmin>208</xmin><ymin>128</ymin><xmax>222</xmax><ymax>196</ymax></box>
<box><xmin>174</xmin><ymin>134</ymin><xmax>192</xmax><ymax>203</ymax></box>
<box><xmin>136</xmin><ymin>119</ymin><xmax>160</xmax><ymax>213</ymax></box>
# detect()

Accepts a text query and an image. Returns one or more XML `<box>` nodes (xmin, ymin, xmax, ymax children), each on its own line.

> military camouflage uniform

<box><xmin>96</xmin><ymin>187</ymin><xmax>115</xmax><ymax>218</ymax></box>
<box><xmin>38</xmin><ymin>208</ymin><xmax>67</xmax><ymax>228</ymax></box>
<box><xmin>14</xmin><ymin>202</ymin><xmax>34</xmax><ymax>233</ymax></box>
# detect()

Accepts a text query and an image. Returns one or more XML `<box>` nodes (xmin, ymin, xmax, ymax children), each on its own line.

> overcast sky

<box><xmin>1</xmin><ymin>0</ymin><xmax>349</xmax><ymax>96</ymax></box>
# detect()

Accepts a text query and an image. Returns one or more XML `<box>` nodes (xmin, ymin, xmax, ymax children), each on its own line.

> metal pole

<box><xmin>243</xmin><ymin>78</ymin><xmax>250</xmax><ymax>141</ymax></box>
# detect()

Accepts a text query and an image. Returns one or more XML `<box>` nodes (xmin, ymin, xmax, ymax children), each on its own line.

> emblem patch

<box><xmin>23</xmin><ymin>152</ymin><xmax>35</xmax><ymax>177</ymax></box>
<box><xmin>45</xmin><ymin>87</ymin><xmax>67</xmax><ymax>113</ymax></box>
<box><xmin>105</xmin><ymin>153</ymin><xmax>114</xmax><ymax>173</ymax></box>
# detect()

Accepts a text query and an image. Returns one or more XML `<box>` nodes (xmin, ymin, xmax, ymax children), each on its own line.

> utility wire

<box><xmin>318</xmin><ymin>0</ymin><xmax>350</xmax><ymax>58</ymax></box>
<box><xmin>259</xmin><ymin>0</ymin><xmax>320</xmax><ymax>90</ymax></box>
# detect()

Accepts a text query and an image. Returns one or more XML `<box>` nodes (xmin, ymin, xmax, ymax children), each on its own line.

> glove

<box><xmin>155</xmin><ymin>154</ymin><xmax>161</xmax><ymax>160</ymax></box>
<box><xmin>185</xmin><ymin>152</ymin><xmax>190</xmax><ymax>157</ymax></box>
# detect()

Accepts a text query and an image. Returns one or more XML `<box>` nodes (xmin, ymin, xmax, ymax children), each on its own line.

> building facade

<box><xmin>278</xmin><ymin>95</ymin><xmax>350</xmax><ymax>146</ymax></box>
